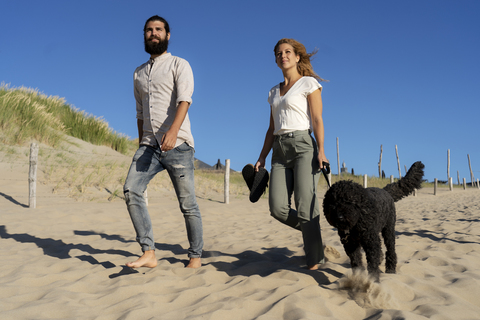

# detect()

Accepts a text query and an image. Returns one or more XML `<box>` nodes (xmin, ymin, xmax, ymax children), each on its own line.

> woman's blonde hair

<box><xmin>274</xmin><ymin>38</ymin><xmax>327</xmax><ymax>82</ymax></box>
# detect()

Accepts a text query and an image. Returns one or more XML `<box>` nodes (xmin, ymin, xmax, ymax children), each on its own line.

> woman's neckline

<box><xmin>279</xmin><ymin>76</ymin><xmax>304</xmax><ymax>97</ymax></box>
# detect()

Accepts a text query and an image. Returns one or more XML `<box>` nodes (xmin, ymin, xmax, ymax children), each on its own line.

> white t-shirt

<box><xmin>268</xmin><ymin>76</ymin><xmax>322</xmax><ymax>135</ymax></box>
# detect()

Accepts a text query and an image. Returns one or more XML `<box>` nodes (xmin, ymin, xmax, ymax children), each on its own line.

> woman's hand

<box><xmin>318</xmin><ymin>152</ymin><xmax>328</xmax><ymax>170</ymax></box>
<box><xmin>254</xmin><ymin>158</ymin><xmax>265</xmax><ymax>172</ymax></box>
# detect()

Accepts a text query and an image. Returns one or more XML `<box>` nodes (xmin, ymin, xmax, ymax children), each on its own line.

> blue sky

<box><xmin>1</xmin><ymin>0</ymin><xmax>479</xmax><ymax>182</ymax></box>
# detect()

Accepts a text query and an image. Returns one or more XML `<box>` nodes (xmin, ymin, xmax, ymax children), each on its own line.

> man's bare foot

<box><xmin>186</xmin><ymin>257</ymin><xmax>201</xmax><ymax>269</ymax></box>
<box><xmin>307</xmin><ymin>264</ymin><xmax>318</xmax><ymax>270</ymax></box>
<box><xmin>126</xmin><ymin>250</ymin><xmax>157</xmax><ymax>268</ymax></box>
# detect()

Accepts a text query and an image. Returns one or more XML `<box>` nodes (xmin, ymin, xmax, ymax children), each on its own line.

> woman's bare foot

<box><xmin>186</xmin><ymin>257</ymin><xmax>201</xmax><ymax>268</ymax></box>
<box><xmin>126</xmin><ymin>250</ymin><xmax>157</xmax><ymax>268</ymax></box>
<box><xmin>307</xmin><ymin>264</ymin><xmax>318</xmax><ymax>270</ymax></box>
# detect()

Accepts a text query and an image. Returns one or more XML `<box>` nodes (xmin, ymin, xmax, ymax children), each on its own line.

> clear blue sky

<box><xmin>1</xmin><ymin>0</ymin><xmax>479</xmax><ymax>182</ymax></box>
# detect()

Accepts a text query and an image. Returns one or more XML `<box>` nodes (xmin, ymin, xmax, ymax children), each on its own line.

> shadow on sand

<box><xmin>1</xmin><ymin>226</ymin><xmax>342</xmax><ymax>284</ymax></box>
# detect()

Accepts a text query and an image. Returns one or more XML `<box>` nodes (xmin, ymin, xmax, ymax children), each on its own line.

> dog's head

<box><xmin>322</xmin><ymin>180</ymin><xmax>367</xmax><ymax>231</ymax></box>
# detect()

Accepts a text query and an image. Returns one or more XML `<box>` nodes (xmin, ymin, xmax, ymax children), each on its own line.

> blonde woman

<box><xmin>255</xmin><ymin>38</ymin><xmax>328</xmax><ymax>270</ymax></box>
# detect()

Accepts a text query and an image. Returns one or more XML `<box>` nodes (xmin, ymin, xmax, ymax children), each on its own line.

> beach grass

<box><xmin>0</xmin><ymin>84</ymin><xmax>136</xmax><ymax>155</ymax></box>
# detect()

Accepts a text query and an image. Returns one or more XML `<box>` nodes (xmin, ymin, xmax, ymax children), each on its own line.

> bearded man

<box><xmin>123</xmin><ymin>15</ymin><xmax>203</xmax><ymax>269</ymax></box>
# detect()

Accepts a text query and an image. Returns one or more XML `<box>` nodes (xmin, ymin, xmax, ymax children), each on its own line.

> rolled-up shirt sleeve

<box><xmin>303</xmin><ymin>77</ymin><xmax>322</xmax><ymax>97</ymax></box>
<box><xmin>174</xmin><ymin>59</ymin><xmax>194</xmax><ymax>106</ymax></box>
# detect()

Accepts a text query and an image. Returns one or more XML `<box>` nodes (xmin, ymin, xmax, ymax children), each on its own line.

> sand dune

<box><xmin>1</xmin><ymin>152</ymin><xmax>480</xmax><ymax>319</ymax></box>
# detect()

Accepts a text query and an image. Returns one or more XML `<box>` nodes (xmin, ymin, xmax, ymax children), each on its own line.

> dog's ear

<box><xmin>323</xmin><ymin>206</ymin><xmax>337</xmax><ymax>227</ymax></box>
<box><xmin>349</xmin><ymin>200</ymin><xmax>368</xmax><ymax>215</ymax></box>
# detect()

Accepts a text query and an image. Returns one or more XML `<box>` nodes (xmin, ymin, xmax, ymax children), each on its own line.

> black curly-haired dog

<box><xmin>323</xmin><ymin>161</ymin><xmax>424</xmax><ymax>281</ymax></box>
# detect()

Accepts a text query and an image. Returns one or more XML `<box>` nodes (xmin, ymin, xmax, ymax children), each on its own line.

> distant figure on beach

<box><xmin>123</xmin><ymin>15</ymin><xmax>203</xmax><ymax>269</ymax></box>
<box><xmin>255</xmin><ymin>38</ymin><xmax>328</xmax><ymax>270</ymax></box>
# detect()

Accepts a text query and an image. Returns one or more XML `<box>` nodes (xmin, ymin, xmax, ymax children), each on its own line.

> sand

<box><xmin>1</xmin><ymin>147</ymin><xmax>480</xmax><ymax>319</ymax></box>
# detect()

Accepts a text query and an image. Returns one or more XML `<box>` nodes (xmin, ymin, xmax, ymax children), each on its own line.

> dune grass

<box><xmin>0</xmin><ymin>84</ymin><xmax>137</xmax><ymax>155</ymax></box>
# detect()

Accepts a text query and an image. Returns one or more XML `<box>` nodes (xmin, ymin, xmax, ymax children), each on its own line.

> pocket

<box><xmin>133</xmin><ymin>145</ymin><xmax>149</xmax><ymax>161</ymax></box>
<box><xmin>174</xmin><ymin>142</ymin><xmax>193</xmax><ymax>153</ymax></box>
<box><xmin>294</xmin><ymin>134</ymin><xmax>313</xmax><ymax>154</ymax></box>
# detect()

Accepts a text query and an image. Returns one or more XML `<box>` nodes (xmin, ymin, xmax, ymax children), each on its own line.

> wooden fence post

<box><xmin>449</xmin><ymin>177</ymin><xmax>453</xmax><ymax>191</ymax></box>
<box><xmin>378</xmin><ymin>145</ymin><xmax>382</xmax><ymax>178</ymax></box>
<box><xmin>434</xmin><ymin>178</ymin><xmax>437</xmax><ymax>196</ymax></box>
<box><xmin>29</xmin><ymin>143</ymin><xmax>39</xmax><ymax>208</ymax></box>
<box><xmin>224</xmin><ymin>159</ymin><xmax>230</xmax><ymax>204</ymax></box>
<box><xmin>363</xmin><ymin>174</ymin><xmax>367</xmax><ymax>188</ymax></box>
<box><xmin>468</xmin><ymin>154</ymin><xmax>474</xmax><ymax>188</ymax></box>
<box><xmin>390</xmin><ymin>175</ymin><xmax>394</xmax><ymax>184</ymax></box>
<box><xmin>447</xmin><ymin>149</ymin><xmax>450</xmax><ymax>180</ymax></box>
<box><xmin>337</xmin><ymin>137</ymin><xmax>341</xmax><ymax>177</ymax></box>
<box><xmin>463</xmin><ymin>178</ymin><xmax>466</xmax><ymax>190</ymax></box>
<box><xmin>395</xmin><ymin>145</ymin><xmax>401</xmax><ymax>179</ymax></box>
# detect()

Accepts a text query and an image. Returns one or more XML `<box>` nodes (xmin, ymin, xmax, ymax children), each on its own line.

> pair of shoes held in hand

<box><xmin>242</xmin><ymin>161</ymin><xmax>329</xmax><ymax>202</ymax></box>
<box><xmin>242</xmin><ymin>164</ymin><xmax>269</xmax><ymax>203</ymax></box>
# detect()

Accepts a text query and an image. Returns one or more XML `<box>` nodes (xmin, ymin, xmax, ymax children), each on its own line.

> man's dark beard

<box><xmin>144</xmin><ymin>37</ymin><xmax>169</xmax><ymax>55</ymax></box>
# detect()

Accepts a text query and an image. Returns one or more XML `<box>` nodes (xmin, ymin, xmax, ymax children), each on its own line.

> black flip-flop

<box><xmin>242</xmin><ymin>164</ymin><xmax>255</xmax><ymax>190</ymax></box>
<box><xmin>242</xmin><ymin>164</ymin><xmax>269</xmax><ymax>203</ymax></box>
<box><xmin>321</xmin><ymin>162</ymin><xmax>331</xmax><ymax>187</ymax></box>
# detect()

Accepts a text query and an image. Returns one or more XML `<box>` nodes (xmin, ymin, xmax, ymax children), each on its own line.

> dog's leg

<box><xmin>361</xmin><ymin>233</ymin><xmax>382</xmax><ymax>282</ymax></box>
<box><xmin>340</xmin><ymin>231</ymin><xmax>363</xmax><ymax>269</ymax></box>
<box><xmin>382</xmin><ymin>220</ymin><xmax>397</xmax><ymax>274</ymax></box>
<box><xmin>349</xmin><ymin>246</ymin><xmax>363</xmax><ymax>270</ymax></box>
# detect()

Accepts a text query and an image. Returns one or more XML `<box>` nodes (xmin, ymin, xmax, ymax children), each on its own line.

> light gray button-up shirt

<box><xmin>134</xmin><ymin>52</ymin><xmax>195</xmax><ymax>148</ymax></box>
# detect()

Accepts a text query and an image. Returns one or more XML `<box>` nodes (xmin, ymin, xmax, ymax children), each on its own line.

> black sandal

<box><xmin>242</xmin><ymin>164</ymin><xmax>269</xmax><ymax>203</ymax></box>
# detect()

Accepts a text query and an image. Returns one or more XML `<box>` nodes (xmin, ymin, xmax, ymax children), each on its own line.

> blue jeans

<box><xmin>123</xmin><ymin>143</ymin><xmax>203</xmax><ymax>258</ymax></box>
<box><xmin>269</xmin><ymin>130</ymin><xmax>324</xmax><ymax>266</ymax></box>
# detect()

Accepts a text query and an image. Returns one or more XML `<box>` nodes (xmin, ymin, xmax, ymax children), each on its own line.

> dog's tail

<box><xmin>383</xmin><ymin>161</ymin><xmax>425</xmax><ymax>202</ymax></box>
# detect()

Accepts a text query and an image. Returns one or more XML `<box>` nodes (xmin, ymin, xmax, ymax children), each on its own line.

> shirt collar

<box><xmin>150</xmin><ymin>52</ymin><xmax>171</xmax><ymax>65</ymax></box>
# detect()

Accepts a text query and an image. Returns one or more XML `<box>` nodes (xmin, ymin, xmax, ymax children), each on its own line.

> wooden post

<box><xmin>413</xmin><ymin>189</ymin><xmax>417</xmax><ymax>197</ymax></box>
<box><xmin>390</xmin><ymin>175</ymin><xmax>394</xmax><ymax>184</ymax></box>
<box><xmin>395</xmin><ymin>145</ymin><xmax>401</xmax><ymax>179</ymax></box>
<box><xmin>434</xmin><ymin>178</ymin><xmax>437</xmax><ymax>196</ymax></box>
<box><xmin>29</xmin><ymin>143</ymin><xmax>39</xmax><ymax>208</ymax></box>
<box><xmin>224</xmin><ymin>159</ymin><xmax>230</xmax><ymax>204</ymax></box>
<box><xmin>363</xmin><ymin>174</ymin><xmax>367</xmax><ymax>188</ymax></box>
<box><xmin>457</xmin><ymin>171</ymin><xmax>460</xmax><ymax>185</ymax></box>
<box><xmin>477</xmin><ymin>179</ymin><xmax>479</xmax><ymax>189</ymax></box>
<box><xmin>447</xmin><ymin>149</ymin><xmax>450</xmax><ymax>180</ymax></box>
<box><xmin>378</xmin><ymin>145</ymin><xmax>383</xmax><ymax>178</ymax></box>
<box><xmin>337</xmin><ymin>137</ymin><xmax>341</xmax><ymax>177</ymax></box>
<box><xmin>463</xmin><ymin>178</ymin><xmax>466</xmax><ymax>190</ymax></box>
<box><xmin>449</xmin><ymin>177</ymin><xmax>453</xmax><ymax>191</ymax></box>
<box><xmin>467</xmin><ymin>154</ymin><xmax>474</xmax><ymax>187</ymax></box>
<box><xmin>404</xmin><ymin>165</ymin><xmax>407</xmax><ymax>176</ymax></box>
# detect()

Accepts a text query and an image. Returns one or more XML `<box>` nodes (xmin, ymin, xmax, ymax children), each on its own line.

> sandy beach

<box><xmin>1</xmin><ymin>145</ymin><xmax>480</xmax><ymax>319</ymax></box>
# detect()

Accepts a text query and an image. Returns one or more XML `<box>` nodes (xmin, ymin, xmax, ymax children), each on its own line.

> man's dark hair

<box><xmin>143</xmin><ymin>15</ymin><xmax>170</xmax><ymax>35</ymax></box>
